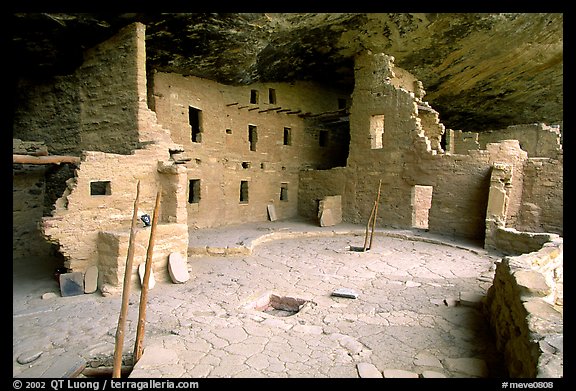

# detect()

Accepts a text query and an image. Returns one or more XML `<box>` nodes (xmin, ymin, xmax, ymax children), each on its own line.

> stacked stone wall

<box><xmin>152</xmin><ymin>73</ymin><xmax>349</xmax><ymax>228</ymax></box>
<box><xmin>36</xmin><ymin>23</ymin><xmax>189</xmax><ymax>294</ymax></box>
<box><xmin>485</xmin><ymin>238</ymin><xmax>563</xmax><ymax>377</ymax></box>
<box><xmin>478</xmin><ymin>123</ymin><xmax>562</xmax><ymax>158</ymax></box>
<box><xmin>516</xmin><ymin>156</ymin><xmax>563</xmax><ymax>236</ymax></box>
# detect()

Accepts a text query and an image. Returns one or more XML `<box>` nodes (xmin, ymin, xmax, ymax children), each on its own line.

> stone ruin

<box><xmin>12</xmin><ymin>22</ymin><xmax>562</xmax><ymax>377</ymax></box>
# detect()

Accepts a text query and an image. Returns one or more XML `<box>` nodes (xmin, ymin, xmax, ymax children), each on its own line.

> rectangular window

<box><xmin>189</xmin><ymin>106</ymin><xmax>202</xmax><ymax>143</ymax></box>
<box><xmin>280</xmin><ymin>183</ymin><xmax>289</xmax><ymax>201</ymax></box>
<box><xmin>248</xmin><ymin>125</ymin><xmax>258</xmax><ymax>151</ymax></box>
<box><xmin>268</xmin><ymin>88</ymin><xmax>277</xmax><ymax>104</ymax></box>
<box><xmin>283</xmin><ymin>127</ymin><xmax>292</xmax><ymax>145</ymax></box>
<box><xmin>319</xmin><ymin>130</ymin><xmax>329</xmax><ymax>147</ymax></box>
<box><xmin>188</xmin><ymin>179</ymin><xmax>201</xmax><ymax>204</ymax></box>
<box><xmin>240</xmin><ymin>181</ymin><xmax>249</xmax><ymax>203</ymax></box>
<box><xmin>90</xmin><ymin>181</ymin><xmax>111</xmax><ymax>196</ymax></box>
<box><xmin>250</xmin><ymin>90</ymin><xmax>259</xmax><ymax>104</ymax></box>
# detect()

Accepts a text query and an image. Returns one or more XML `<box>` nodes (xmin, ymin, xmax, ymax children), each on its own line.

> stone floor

<box><xmin>13</xmin><ymin>219</ymin><xmax>507</xmax><ymax>378</ymax></box>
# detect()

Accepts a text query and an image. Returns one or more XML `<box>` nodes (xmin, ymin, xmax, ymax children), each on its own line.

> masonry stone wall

<box><xmin>151</xmin><ymin>72</ymin><xmax>350</xmax><ymax>228</ymax></box>
<box><xmin>478</xmin><ymin>123</ymin><xmax>562</xmax><ymax>158</ymax></box>
<box><xmin>13</xmin><ymin>77</ymin><xmax>81</xmax><ymax>155</ymax></box>
<box><xmin>12</xmin><ymin>24</ymin><xmax>146</xmax><ymax>156</ymax></box>
<box><xmin>299</xmin><ymin>51</ymin><xmax>554</xmax><ymax>242</ymax></box>
<box><xmin>37</xmin><ymin>23</ymin><xmax>188</xmax><ymax>293</ymax></box>
<box><xmin>516</xmin><ymin>157</ymin><xmax>563</xmax><ymax>236</ymax></box>
<box><xmin>485</xmin><ymin>238</ymin><xmax>563</xmax><ymax>377</ymax></box>
<box><xmin>448</xmin><ymin>123</ymin><xmax>562</xmax><ymax>159</ymax></box>
<box><xmin>447</xmin><ymin>129</ymin><xmax>480</xmax><ymax>155</ymax></box>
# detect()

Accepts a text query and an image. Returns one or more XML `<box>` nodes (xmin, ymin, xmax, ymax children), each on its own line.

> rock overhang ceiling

<box><xmin>9</xmin><ymin>12</ymin><xmax>563</xmax><ymax>132</ymax></box>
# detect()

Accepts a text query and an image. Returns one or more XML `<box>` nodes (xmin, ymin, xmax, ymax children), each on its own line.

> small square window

<box><xmin>90</xmin><ymin>181</ymin><xmax>111</xmax><ymax>196</ymax></box>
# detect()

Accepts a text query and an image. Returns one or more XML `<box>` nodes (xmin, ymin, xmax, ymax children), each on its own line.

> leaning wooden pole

<box><xmin>133</xmin><ymin>189</ymin><xmax>162</xmax><ymax>363</ymax></box>
<box><xmin>112</xmin><ymin>180</ymin><xmax>141</xmax><ymax>378</ymax></box>
<box><xmin>362</xmin><ymin>201</ymin><xmax>377</xmax><ymax>251</ymax></box>
<box><xmin>368</xmin><ymin>180</ymin><xmax>382</xmax><ymax>250</ymax></box>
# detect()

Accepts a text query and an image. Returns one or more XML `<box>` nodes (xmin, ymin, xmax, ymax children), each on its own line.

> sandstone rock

<box><xmin>168</xmin><ymin>252</ymin><xmax>190</xmax><ymax>283</ymax></box>
<box><xmin>318</xmin><ymin>195</ymin><xmax>342</xmax><ymax>227</ymax></box>
<box><xmin>59</xmin><ymin>272</ymin><xmax>84</xmax><ymax>297</ymax></box>
<box><xmin>41</xmin><ymin>292</ymin><xmax>58</xmax><ymax>300</ymax></box>
<box><xmin>267</xmin><ymin>204</ymin><xmax>277</xmax><ymax>221</ymax></box>
<box><xmin>84</xmin><ymin>265</ymin><xmax>99</xmax><ymax>293</ymax></box>
<box><xmin>139</xmin><ymin>263</ymin><xmax>156</xmax><ymax>290</ymax></box>
<box><xmin>17</xmin><ymin>350</ymin><xmax>43</xmax><ymax>365</ymax></box>
<box><xmin>331</xmin><ymin>288</ymin><xmax>358</xmax><ymax>299</ymax></box>
<box><xmin>357</xmin><ymin>363</ymin><xmax>382</xmax><ymax>378</ymax></box>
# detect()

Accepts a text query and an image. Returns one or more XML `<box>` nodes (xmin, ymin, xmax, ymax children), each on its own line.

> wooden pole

<box><xmin>112</xmin><ymin>180</ymin><xmax>141</xmax><ymax>378</ymax></box>
<box><xmin>368</xmin><ymin>180</ymin><xmax>382</xmax><ymax>250</ymax></box>
<box><xmin>13</xmin><ymin>154</ymin><xmax>81</xmax><ymax>165</ymax></box>
<box><xmin>362</xmin><ymin>201</ymin><xmax>377</xmax><ymax>251</ymax></box>
<box><xmin>133</xmin><ymin>189</ymin><xmax>162</xmax><ymax>363</ymax></box>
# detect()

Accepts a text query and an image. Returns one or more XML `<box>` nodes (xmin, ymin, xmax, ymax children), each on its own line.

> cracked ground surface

<box><xmin>13</xmin><ymin>222</ymin><xmax>506</xmax><ymax>378</ymax></box>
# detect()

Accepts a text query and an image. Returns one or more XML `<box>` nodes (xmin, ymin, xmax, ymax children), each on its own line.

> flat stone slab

<box><xmin>331</xmin><ymin>288</ymin><xmax>359</xmax><ymax>299</ymax></box>
<box><xmin>84</xmin><ymin>265</ymin><xmax>98</xmax><ymax>293</ymax></box>
<box><xmin>17</xmin><ymin>350</ymin><xmax>43</xmax><ymax>365</ymax></box>
<box><xmin>318</xmin><ymin>195</ymin><xmax>342</xmax><ymax>227</ymax></box>
<box><xmin>139</xmin><ymin>263</ymin><xmax>156</xmax><ymax>289</ymax></box>
<box><xmin>357</xmin><ymin>362</ymin><xmax>382</xmax><ymax>378</ymax></box>
<box><xmin>168</xmin><ymin>252</ymin><xmax>190</xmax><ymax>283</ymax></box>
<box><xmin>59</xmin><ymin>272</ymin><xmax>84</xmax><ymax>297</ymax></box>
<box><xmin>267</xmin><ymin>204</ymin><xmax>278</xmax><ymax>221</ymax></box>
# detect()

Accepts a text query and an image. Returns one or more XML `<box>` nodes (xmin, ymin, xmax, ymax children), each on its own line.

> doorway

<box><xmin>411</xmin><ymin>185</ymin><xmax>433</xmax><ymax>229</ymax></box>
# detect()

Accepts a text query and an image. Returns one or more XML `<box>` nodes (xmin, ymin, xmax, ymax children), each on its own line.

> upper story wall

<box><xmin>300</xmin><ymin>51</ymin><xmax>562</xmax><ymax>242</ymax></box>
<box><xmin>478</xmin><ymin>123</ymin><xmax>562</xmax><ymax>158</ymax></box>
<box><xmin>151</xmin><ymin>72</ymin><xmax>351</xmax><ymax>228</ymax></box>
<box><xmin>13</xmin><ymin>24</ymin><xmax>147</xmax><ymax>156</ymax></box>
<box><xmin>448</xmin><ymin>123</ymin><xmax>562</xmax><ymax>159</ymax></box>
<box><xmin>151</xmin><ymin>72</ymin><xmax>349</xmax><ymax>168</ymax></box>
